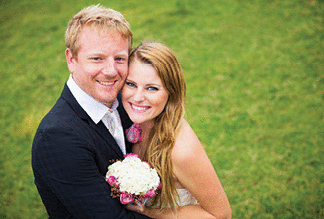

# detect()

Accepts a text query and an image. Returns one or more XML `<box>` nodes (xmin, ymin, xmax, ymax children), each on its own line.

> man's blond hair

<box><xmin>65</xmin><ymin>5</ymin><xmax>132</xmax><ymax>58</ymax></box>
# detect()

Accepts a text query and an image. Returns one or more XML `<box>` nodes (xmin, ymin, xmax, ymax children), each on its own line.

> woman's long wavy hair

<box><xmin>129</xmin><ymin>41</ymin><xmax>186</xmax><ymax>211</ymax></box>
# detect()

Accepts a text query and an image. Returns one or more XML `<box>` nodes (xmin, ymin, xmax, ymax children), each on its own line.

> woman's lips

<box><xmin>130</xmin><ymin>103</ymin><xmax>150</xmax><ymax>113</ymax></box>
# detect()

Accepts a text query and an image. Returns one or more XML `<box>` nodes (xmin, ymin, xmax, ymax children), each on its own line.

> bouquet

<box><xmin>106</xmin><ymin>153</ymin><xmax>161</xmax><ymax>206</ymax></box>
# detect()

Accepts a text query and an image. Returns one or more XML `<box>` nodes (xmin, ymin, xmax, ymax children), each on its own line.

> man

<box><xmin>32</xmin><ymin>5</ymin><xmax>152</xmax><ymax>218</ymax></box>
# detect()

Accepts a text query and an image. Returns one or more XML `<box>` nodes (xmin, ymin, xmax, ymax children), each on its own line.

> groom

<box><xmin>32</xmin><ymin>5</ymin><xmax>151</xmax><ymax>219</ymax></box>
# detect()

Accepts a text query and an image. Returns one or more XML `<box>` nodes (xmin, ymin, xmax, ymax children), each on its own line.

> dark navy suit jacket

<box><xmin>32</xmin><ymin>84</ymin><xmax>151</xmax><ymax>219</ymax></box>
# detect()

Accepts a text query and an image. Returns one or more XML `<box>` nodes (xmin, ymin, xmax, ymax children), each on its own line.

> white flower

<box><xmin>106</xmin><ymin>154</ymin><xmax>160</xmax><ymax>200</ymax></box>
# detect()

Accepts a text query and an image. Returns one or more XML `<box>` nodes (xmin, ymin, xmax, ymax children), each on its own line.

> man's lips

<box><xmin>98</xmin><ymin>80</ymin><xmax>115</xmax><ymax>86</ymax></box>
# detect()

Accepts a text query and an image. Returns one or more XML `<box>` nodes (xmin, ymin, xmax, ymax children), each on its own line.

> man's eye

<box><xmin>92</xmin><ymin>57</ymin><xmax>102</xmax><ymax>61</ymax></box>
<box><xmin>116</xmin><ymin>57</ymin><xmax>127</xmax><ymax>62</ymax></box>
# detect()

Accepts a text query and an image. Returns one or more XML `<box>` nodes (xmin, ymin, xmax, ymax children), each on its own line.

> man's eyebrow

<box><xmin>116</xmin><ymin>51</ymin><xmax>129</xmax><ymax>57</ymax></box>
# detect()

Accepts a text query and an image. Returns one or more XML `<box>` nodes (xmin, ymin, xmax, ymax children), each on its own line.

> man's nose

<box><xmin>102</xmin><ymin>61</ymin><xmax>117</xmax><ymax>76</ymax></box>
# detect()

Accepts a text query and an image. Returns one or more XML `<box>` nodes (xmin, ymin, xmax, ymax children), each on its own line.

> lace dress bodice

<box><xmin>148</xmin><ymin>188</ymin><xmax>198</xmax><ymax>208</ymax></box>
<box><xmin>176</xmin><ymin>188</ymin><xmax>198</xmax><ymax>206</ymax></box>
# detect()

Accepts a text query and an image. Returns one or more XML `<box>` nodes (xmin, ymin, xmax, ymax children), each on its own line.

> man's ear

<box><xmin>65</xmin><ymin>48</ymin><xmax>76</xmax><ymax>73</ymax></box>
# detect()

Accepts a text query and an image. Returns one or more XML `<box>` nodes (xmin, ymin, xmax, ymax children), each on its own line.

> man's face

<box><xmin>66</xmin><ymin>25</ymin><xmax>129</xmax><ymax>108</ymax></box>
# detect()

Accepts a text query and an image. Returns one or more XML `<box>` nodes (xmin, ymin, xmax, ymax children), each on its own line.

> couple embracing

<box><xmin>32</xmin><ymin>5</ymin><xmax>231</xmax><ymax>219</ymax></box>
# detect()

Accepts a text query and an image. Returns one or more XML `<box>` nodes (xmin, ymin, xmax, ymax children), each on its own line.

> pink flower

<box><xmin>107</xmin><ymin>175</ymin><xmax>118</xmax><ymax>185</ymax></box>
<box><xmin>120</xmin><ymin>192</ymin><xmax>134</xmax><ymax>205</ymax></box>
<box><xmin>145</xmin><ymin>189</ymin><xmax>156</xmax><ymax>198</ymax></box>
<box><xmin>157</xmin><ymin>182</ymin><xmax>162</xmax><ymax>189</ymax></box>
<box><xmin>126</xmin><ymin>123</ymin><xmax>142</xmax><ymax>143</ymax></box>
<box><xmin>124</xmin><ymin>153</ymin><xmax>139</xmax><ymax>159</ymax></box>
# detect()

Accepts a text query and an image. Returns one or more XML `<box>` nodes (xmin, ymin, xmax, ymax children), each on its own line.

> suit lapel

<box><xmin>88</xmin><ymin>120</ymin><xmax>124</xmax><ymax>158</ymax></box>
<box><xmin>61</xmin><ymin>83</ymin><xmax>124</xmax><ymax>158</ymax></box>
<box><xmin>117</xmin><ymin>93</ymin><xmax>133</xmax><ymax>154</ymax></box>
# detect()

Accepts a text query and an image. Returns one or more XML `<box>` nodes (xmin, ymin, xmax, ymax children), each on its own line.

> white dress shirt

<box><xmin>67</xmin><ymin>74</ymin><xmax>126</xmax><ymax>155</ymax></box>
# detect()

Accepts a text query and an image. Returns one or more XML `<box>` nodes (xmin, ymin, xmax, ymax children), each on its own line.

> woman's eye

<box><xmin>148</xmin><ymin>86</ymin><xmax>158</xmax><ymax>91</ymax></box>
<box><xmin>126</xmin><ymin>82</ymin><xmax>136</xmax><ymax>87</ymax></box>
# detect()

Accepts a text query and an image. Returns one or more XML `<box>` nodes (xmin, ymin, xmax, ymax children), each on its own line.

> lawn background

<box><xmin>0</xmin><ymin>0</ymin><xmax>323</xmax><ymax>218</ymax></box>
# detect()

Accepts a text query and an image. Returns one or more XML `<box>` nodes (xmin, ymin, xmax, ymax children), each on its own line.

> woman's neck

<box><xmin>139</xmin><ymin>121</ymin><xmax>154</xmax><ymax>142</ymax></box>
<box><xmin>132</xmin><ymin>121</ymin><xmax>154</xmax><ymax>159</ymax></box>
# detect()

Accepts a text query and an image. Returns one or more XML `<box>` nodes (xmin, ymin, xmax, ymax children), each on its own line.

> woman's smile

<box><xmin>122</xmin><ymin>60</ymin><xmax>169</xmax><ymax>126</ymax></box>
<box><xmin>130</xmin><ymin>103</ymin><xmax>150</xmax><ymax>113</ymax></box>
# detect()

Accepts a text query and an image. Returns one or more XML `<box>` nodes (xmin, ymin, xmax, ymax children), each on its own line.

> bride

<box><xmin>122</xmin><ymin>41</ymin><xmax>231</xmax><ymax>218</ymax></box>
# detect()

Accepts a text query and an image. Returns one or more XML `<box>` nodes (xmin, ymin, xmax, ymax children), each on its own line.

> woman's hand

<box><xmin>126</xmin><ymin>203</ymin><xmax>146</xmax><ymax>214</ymax></box>
<box><xmin>126</xmin><ymin>204</ymin><xmax>165</xmax><ymax>218</ymax></box>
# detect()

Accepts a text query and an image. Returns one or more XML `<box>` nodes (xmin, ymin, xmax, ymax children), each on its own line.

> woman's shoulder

<box><xmin>171</xmin><ymin>119</ymin><xmax>203</xmax><ymax>163</ymax></box>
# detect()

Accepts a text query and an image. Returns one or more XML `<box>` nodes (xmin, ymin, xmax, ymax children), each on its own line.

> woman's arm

<box><xmin>170</xmin><ymin>119</ymin><xmax>232</xmax><ymax>218</ymax></box>
<box><xmin>127</xmin><ymin>120</ymin><xmax>231</xmax><ymax>219</ymax></box>
<box><xmin>127</xmin><ymin>204</ymin><xmax>219</xmax><ymax>219</ymax></box>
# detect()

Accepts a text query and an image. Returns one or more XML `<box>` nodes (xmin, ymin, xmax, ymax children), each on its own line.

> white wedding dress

<box><xmin>176</xmin><ymin>188</ymin><xmax>198</xmax><ymax>206</ymax></box>
<box><xmin>148</xmin><ymin>188</ymin><xmax>198</xmax><ymax>208</ymax></box>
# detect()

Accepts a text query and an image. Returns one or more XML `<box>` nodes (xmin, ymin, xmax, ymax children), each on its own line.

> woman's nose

<box><xmin>133</xmin><ymin>89</ymin><xmax>145</xmax><ymax>102</ymax></box>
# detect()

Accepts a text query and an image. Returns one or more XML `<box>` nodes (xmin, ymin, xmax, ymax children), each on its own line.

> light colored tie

<box><xmin>105</xmin><ymin>113</ymin><xmax>116</xmax><ymax>135</ymax></box>
<box><xmin>103</xmin><ymin>110</ymin><xmax>126</xmax><ymax>155</ymax></box>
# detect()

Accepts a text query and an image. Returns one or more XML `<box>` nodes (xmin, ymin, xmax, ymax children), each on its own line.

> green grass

<box><xmin>1</xmin><ymin>0</ymin><xmax>323</xmax><ymax>218</ymax></box>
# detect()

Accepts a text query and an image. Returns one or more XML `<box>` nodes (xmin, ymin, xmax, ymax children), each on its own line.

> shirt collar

<box><xmin>66</xmin><ymin>74</ymin><xmax>119</xmax><ymax>124</ymax></box>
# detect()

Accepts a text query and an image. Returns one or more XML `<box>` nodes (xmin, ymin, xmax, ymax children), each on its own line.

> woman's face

<box><xmin>122</xmin><ymin>59</ymin><xmax>169</xmax><ymax>127</ymax></box>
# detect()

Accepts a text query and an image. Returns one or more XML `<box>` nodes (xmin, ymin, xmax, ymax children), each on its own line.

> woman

<box><xmin>122</xmin><ymin>41</ymin><xmax>231</xmax><ymax>218</ymax></box>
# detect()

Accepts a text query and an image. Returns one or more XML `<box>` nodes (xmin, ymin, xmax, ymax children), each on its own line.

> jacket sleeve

<box><xmin>32</xmin><ymin>125</ymin><xmax>152</xmax><ymax>219</ymax></box>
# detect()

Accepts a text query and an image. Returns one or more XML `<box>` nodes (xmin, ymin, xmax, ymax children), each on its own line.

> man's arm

<box><xmin>32</xmin><ymin>126</ymin><xmax>152</xmax><ymax>219</ymax></box>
